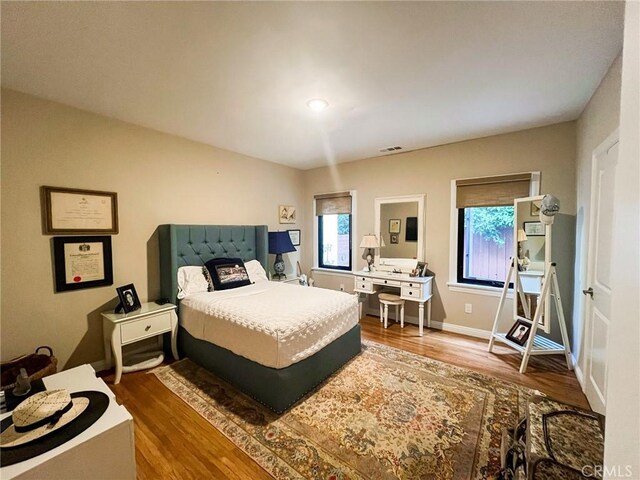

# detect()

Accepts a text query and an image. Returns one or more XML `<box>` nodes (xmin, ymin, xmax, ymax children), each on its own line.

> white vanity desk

<box><xmin>353</xmin><ymin>270</ymin><xmax>433</xmax><ymax>336</ymax></box>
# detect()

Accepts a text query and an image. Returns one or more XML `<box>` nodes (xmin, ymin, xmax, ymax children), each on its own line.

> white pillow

<box><xmin>177</xmin><ymin>266</ymin><xmax>210</xmax><ymax>299</ymax></box>
<box><xmin>245</xmin><ymin>260</ymin><xmax>269</xmax><ymax>284</ymax></box>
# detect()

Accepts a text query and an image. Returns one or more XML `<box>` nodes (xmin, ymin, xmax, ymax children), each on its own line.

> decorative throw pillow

<box><xmin>177</xmin><ymin>266</ymin><xmax>210</xmax><ymax>299</ymax></box>
<box><xmin>244</xmin><ymin>259</ymin><xmax>269</xmax><ymax>284</ymax></box>
<box><xmin>202</xmin><ymin>266</ymin><xmax>214</xmax><ymax>292</ymax></box>
<box><xmin>204</xmin><ymin>258</ymin><xmax>252</xmax><ymax>291</ymax></box>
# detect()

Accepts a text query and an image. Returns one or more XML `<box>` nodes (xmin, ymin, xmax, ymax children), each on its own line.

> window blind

<box><xmin>456</xmin><ymin>173</ymin><xmax>532</xmax><ymax>208</ymax></box>
<box><xmin>314</xmin><ymin>192</ymin><xmax>352</xmax><ymax>215</ymax></box>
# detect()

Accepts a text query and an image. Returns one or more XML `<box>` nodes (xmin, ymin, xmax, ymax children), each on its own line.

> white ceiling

<box><xmin>1</xmin><ymin>1</ymin><xmax>624</xmax><ymax>170</ymax></box>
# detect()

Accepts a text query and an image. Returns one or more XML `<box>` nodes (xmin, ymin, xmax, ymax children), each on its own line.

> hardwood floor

<box><xmin>103</xmin><ymin>315</ymin><xmax>588</xmax><ymax>479</ymax></box>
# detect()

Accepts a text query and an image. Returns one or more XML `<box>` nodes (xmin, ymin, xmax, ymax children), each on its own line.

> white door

<box><xmin>583</xmin><ymin>130</ymin><xmax>619</xmax><ymax>414</ymax></box>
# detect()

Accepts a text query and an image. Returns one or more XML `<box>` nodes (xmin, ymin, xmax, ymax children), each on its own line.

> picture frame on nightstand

<box><xmin>115</xmin><ymin>283</ymin><xmax>141</xmax><ymax>313</ymax></box>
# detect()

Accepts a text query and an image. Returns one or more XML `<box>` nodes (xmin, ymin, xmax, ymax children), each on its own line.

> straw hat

<box><xmin>0</xmin><ymin>389</ymin><xmax>89</xmax><ymax>448</ymax></box>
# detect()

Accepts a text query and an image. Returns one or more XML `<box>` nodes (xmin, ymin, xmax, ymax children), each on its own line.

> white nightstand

<box><xmin>271</xmin><ymin>276</ymin><xmax>302</xmax><ymax>285</ymax></box>
<box><xmin>101</xmin><ymin>302</ymin><xmax>178</xmax><ymax>384</ymax></box>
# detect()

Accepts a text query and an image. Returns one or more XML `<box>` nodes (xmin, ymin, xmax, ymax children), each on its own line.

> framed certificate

<box><xmin>53</xmin><ymin>236</ymin><xmax>113</xmax><ymax>292</ymax></box>
<box><xmin>42</xmin><ymin>186</ymin><xmax>119</xmax><ymax>234</ymax></box>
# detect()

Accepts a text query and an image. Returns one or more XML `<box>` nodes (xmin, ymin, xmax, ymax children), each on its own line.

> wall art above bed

<box><xmin>279</xmin><ymin>205</ymin><xmax>296</xmax><ymax>224</ymax></box>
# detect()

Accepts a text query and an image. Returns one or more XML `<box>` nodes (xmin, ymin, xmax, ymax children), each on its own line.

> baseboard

<box><xmin>572</xmin><ymin>354</ymin><xmax>585</xmax><ymax>390</ymax></box>
<box><xmin>91</xmin><ymin>359</ymin><xmax>108</xmax><ymax>373</ymax></box>
<box><xmin>364</xmin><ymin>307</ymin><xmax>491</xmax><ymax>340</ymax></box>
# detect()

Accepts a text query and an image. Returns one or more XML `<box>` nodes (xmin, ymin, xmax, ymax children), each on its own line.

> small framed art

<box><xmin>390</xmin><ymin>234</ymin><xmax>399</xmax><ymax>244</ymax></box>
<box><xmin>506</xmin><ymin>319</ymin><xmax>532</xmax><ymax>346</ymax></box>
<box><xmin>523</xmin><ymin>221</ymin><xmax>545</xmax><ymax>236</ymax></box>
<box><xmin>287</xmin><ymin>229</ymin><xmax>301</xmax><ymax>246</ymax></box>
<box><xmin>116</xmin><ymin>283</ymin><xmax>141</xmax><ymax>313</ymax></box>
<box><xmin>279</xmin><ymin>205</ymin><xmax>296</xmax><ymax>224</ymax></box>
<box><xmin>53</xmin><ymin>236</ymin><xmax>113</xmax><ymax>292</ymax></box>
<box><xmin>389</xmin><ymin>219</ymin><xmax>401</xmax><ymax>234</ymax></box>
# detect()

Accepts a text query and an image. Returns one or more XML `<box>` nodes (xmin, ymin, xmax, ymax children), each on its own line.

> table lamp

<box><xmin>360</xmin><ymin>234</ymin><xmax>383</xmax><ymax>271</ymax></box>
<box><xmin>268</xmin><ymin>231</ymin><xmax>296</xmax><ymax>280</ymax></box>
<box><xmin>517</xmin><ymin>228</ymin><xmax>528</xmax><ymax>259</ymax></box>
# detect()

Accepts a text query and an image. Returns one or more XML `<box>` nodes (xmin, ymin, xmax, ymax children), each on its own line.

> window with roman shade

<box><xmin>315</xmin><ymin>192</ymin><xmax>353</xmax><ymax>271</ymax></box>
<box><xmin>455</xmin><ymin>173</ymin><xmax>535</xmax><ymax>287</ymax></box>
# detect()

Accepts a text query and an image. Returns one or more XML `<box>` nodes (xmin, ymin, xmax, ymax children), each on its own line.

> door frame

<box><xmin>582</xmin><ymin>127</ymin><xmax>619</xmax><ymax>412</ymax></box>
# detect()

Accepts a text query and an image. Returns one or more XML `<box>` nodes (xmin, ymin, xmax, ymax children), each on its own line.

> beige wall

<box><xmin>573</xmin><ymin>54</ymin><xmax>622</xmax><ymax>372</ymax></box>
<box><xmin>1</xmin><ymin>89</ymin><xmax>305</xmax><ymax>368</ymax></box>
<box><xmin>303</xmin><ymin>122</ymin><xmax>576</xmax><ymax>332</ymax></box>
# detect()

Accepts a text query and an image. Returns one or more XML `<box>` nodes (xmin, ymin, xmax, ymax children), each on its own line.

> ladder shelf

<box><xmin>488</xmin><ymin>258</ymin><xmax>573</xmax><ymax>373</ymax></box>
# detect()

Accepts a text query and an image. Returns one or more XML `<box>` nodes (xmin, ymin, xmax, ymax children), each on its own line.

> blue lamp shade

<box><xmin>268</xmin><ymin>231</ymin><xmax>296</xmax><ymax>254</ymax></box>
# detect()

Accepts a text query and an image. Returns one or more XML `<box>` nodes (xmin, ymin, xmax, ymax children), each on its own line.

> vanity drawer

<box><xmin>379</xmin><ymin>279</ymin><xmax>401</xmax><ymax>287</ymax></box>
<box><xmin>356</xmin><ymin>275</ymin><xmax>370</xmax><ymax>282</ymax></box>
<box><xmin>120</xmin><ymin>312</ymin><xmax>172</xmax><ymax>343</ymax></box>
<box><xmin>401</xmin><ymin>286</ymin><xmax>422</xmax><ymax>299</ymax></box>
<box><xmin>354</xmin><ymin>279</ymin><xmax>374</xmax><ymax>293</ymax></box>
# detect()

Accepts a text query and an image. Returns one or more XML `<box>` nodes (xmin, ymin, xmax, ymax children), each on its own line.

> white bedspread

<box><xmin>180</xmin><ymin>282</ymin><xmax>359</xmax><ymax>369</ymax></box>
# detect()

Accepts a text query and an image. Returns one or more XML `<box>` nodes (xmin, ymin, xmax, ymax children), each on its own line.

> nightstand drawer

<box><xmin>120</xmin><ymin>313</ymin><xmax>171</xmax><ymax>343</ymax></box>
<box><xmin>354</xmin><ymin>279</ymin><xmax>374</xmax><ymax>293</ymax></box>
<box><xmin>401</xmin><ymin>286</ymin><xmax>422</xmax><ymax>299</ymax></box>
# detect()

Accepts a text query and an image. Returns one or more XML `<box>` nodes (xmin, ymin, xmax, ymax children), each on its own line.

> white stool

<box><xmin>378</xmin><ymin>292</ymin><xmax>405</xmax><ymax>329</ymax></box>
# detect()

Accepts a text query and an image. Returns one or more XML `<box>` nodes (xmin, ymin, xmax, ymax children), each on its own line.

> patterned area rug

<box><xmin>152</xmin><ymin>341</ymin><xmax>536</xmax><ymax>479</ymax></box>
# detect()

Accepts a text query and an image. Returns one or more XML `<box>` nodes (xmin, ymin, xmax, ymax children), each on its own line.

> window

<box><xmin>457</xmin><ymin>206</ymin><xmax>514</xmax><ymax>287</ymax></box>
<box><xmin>315</xmin><ymin>192</ymin><xmax>353</xmax><ymax>271</ymax></box>
<box><xmin>454</xmin><ymin>173</ymin><xmax>535</xmax><ymax>288</ymax></box>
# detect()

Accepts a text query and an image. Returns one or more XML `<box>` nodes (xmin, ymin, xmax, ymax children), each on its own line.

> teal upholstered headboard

<box><xmin>158</xmin><ymin>224</ymin><xmax>269</xmax><ymax>305</ymax></box>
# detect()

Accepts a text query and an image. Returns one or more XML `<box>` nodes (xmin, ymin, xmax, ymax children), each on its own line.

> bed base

<box><xmin>178</xmin><ymin>324</ymin><xmax>362</xmax><ymax>414</ymax></box>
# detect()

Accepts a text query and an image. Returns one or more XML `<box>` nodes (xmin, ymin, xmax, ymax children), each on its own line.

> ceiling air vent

<box><xmin>379</xmin><ymin>146</ymin><xmax>403</xmax><ymax>153</ymax></box>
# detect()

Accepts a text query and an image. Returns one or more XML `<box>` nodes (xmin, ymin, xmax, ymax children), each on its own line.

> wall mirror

<box><xmin>514</xmin><ymin>195</ymin><xmax>550</xmax><ymax>331</ymax></box>
<box><xmin>375</xmin><ymin>194</ymin><xmax>425</xmax><ymax>270</ymax></box>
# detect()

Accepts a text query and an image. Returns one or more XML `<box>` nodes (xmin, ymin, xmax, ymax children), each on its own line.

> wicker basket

<box><xmin>1</xmin><ymin>346</ymin><xmax>58</xmax><ymax>390</ymax></box>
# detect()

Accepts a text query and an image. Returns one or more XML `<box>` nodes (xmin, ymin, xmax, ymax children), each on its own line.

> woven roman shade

<box><xmin>456</xmin><ymin>173</ymin><xmax>532</xmax><ymax>208</ymax></box>
<box><xmin>314</xmin><ymin>192</ymin><xmax>352</xmax><ymax>215</ymax></box>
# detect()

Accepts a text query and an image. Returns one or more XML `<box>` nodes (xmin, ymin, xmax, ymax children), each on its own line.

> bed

<box><xmin>158</xmin><ymin>224</ymin><xmax>361</xmax><ymax>413</ymax></box>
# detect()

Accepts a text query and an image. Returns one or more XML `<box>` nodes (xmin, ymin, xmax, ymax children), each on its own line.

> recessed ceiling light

<box><xmin>306</xmin><ymin>98</ymin><xmax>329</xmax><ymax>111</ymax></box>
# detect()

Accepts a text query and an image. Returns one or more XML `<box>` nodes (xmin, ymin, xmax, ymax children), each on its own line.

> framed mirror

<box><xmin>375</xmin><ymin>194</ymin><xmax>425</xmax><ymax>271</ymax></box>
<box><xmin>514</xmin><ymin>195</ymin><xmax>550</xmax><ymax>332</ymax></box>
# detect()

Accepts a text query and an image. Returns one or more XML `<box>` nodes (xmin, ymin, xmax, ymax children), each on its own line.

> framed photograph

<box><xmin>53</xmin><ymin>236</ymin><xmax>113</xmax><ymax>292</ymax></box>
<box><xmin>389</xmin><ymin>219</ymin><xmax>401</xmax><ymax>234</ymax></box>
<box><xmin>506</xmin><ymin>319</ymin><xmax>532</xmax><ymax>346</ymax></box>
<box><xmin>279</xmin><ymin>205</ymin><xmax>296</xmax><ymax>224</ymax></box>
<box><xmin>523</xmin><ymin>221</ymin><xmax>545</xmax><ymax>236</ymax></box>
<box><xmin>287</xmin><ymin>229</ymin><xmax>301</xmax><ymax>246</ymax></box>
<box><xmin>416</xmin><ymin>261</ymin><xmax>428</xmax><ymax>277</ymax></box>
<box><xmin>42</xmin><ymin>186</ymin><xmax>118</xmax><ymax>235</ymax></box>
<box><xmin>390</xmin><ymin>234</ymin><xmax>399</xmax><ymax>244</ymax></box>
<box><xmin>116</xmin><ymin>283</ymin><xmax>141</xmax><ymax>313</ymax></box>
<box><xmin>530</xmin><ymin>200</ymin><xmax>541</xmax><ymax>217</ymax></box>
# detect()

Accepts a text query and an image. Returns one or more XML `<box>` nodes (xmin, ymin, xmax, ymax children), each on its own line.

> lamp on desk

<box><xmin>360</xmin><ymin>234</ymin><xmax>384</xmax><ymax>271</ymax></box>
<box><xmin>268</xmin><ymin>231</ymin><xmax>296</xmax><ymax>280</ymax></box>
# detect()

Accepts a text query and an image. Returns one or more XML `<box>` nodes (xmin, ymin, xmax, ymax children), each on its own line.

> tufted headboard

<box><xmin>158</xmin><ymin>224</ymin><xmax>269</xmax><ymax>305</ymax></box>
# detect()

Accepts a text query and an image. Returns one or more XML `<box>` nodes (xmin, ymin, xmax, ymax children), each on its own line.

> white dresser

<box><xmin>353</xmin><ymin>270</ymin><xmax>433</xmax><ymax>335</ymax></box>
<box><xmin>0</xmin><ymin>364</ymin><xmax>135</xmax><ymax>480</ymax></box>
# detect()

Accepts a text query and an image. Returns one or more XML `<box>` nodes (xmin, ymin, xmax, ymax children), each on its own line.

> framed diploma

<box><xmin>53</xmin><ymin>236</ymin><xmax>113</xmax><ymax>292</ymax></box>
<box><xmin>42</xmin><ymin>186</ymin><xmax>118</xmax><ymax>234</ymax></box>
